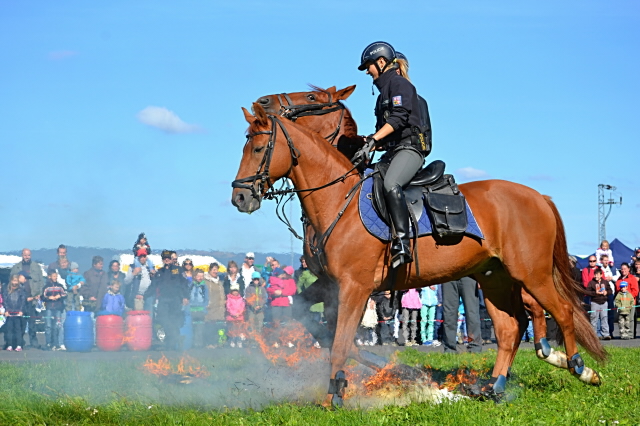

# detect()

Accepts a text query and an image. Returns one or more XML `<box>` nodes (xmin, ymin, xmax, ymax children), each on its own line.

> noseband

<box><xmin>231</xmin><ymin>114</ymin><xmax>300</xmax><ymax>201</ymax></box>
<box><xmin>275</xmin><ymin>90</ymin><xmax>346</xmax><ymax>144</ymax></box>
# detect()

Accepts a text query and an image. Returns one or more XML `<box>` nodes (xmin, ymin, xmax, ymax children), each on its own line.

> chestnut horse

<box><xmin>256</xmin><ymin>86</ymin><xmax>573</xmax><ymax>369</ymax></box>
<box><xmin>232</xmin><ymin>103</ymin><xmax>605</xmax><ymax>407</ymax></box>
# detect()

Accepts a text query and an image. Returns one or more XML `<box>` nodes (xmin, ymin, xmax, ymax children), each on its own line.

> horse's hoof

<box><xmin>331</xmin><ymin>393</ymin><xmax>344</xmax><ymax>408</ymax></box>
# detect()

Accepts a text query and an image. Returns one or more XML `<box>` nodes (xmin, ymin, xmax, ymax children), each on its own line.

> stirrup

<box><xmin>391</xmin><ymin>243</ymin><xmax>413</xmax><ymax>268</ymax></box>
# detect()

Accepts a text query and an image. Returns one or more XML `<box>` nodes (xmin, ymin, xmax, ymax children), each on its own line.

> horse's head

<box><xmin>255</xmin><ymin>85</ymin><xmax>355</xmax><ymax>118</ymax></box>
<box><xmin>232</xmin><ymin>103</ymin><xmax>300</xmax><ymax>213</ymax></box>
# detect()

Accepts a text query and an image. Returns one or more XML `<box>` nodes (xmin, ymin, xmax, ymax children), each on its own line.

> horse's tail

<box><xmin>544</xmin><ymin>196</ymin><xmax>608</xmax><ymax>363</ymax></box>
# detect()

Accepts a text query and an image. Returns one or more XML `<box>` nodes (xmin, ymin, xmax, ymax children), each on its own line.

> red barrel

<box><xmin>96</xmin><ymin>314</ymin><xmax>124</xmax><ymax>351</ymax></box>
<box><xmin>125</xmin><ymin>310</ymin><xmax>152</xmax><ymax>351</ymax></box>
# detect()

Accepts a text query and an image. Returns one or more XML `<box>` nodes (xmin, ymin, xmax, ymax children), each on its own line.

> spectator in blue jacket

<box><xmin>101</xmin><ymin>281</ymin><xmax>126</xmax><ymax>316</ymax></box>
<box><xmin>2</xmin><ymin>275</ymin><xmax>27</xmax><ymax>351</ymax></box>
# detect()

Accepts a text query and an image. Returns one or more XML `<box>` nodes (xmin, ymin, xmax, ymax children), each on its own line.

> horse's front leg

<box><xmin>323</xmin><ymin>277</ymin><xmax>371</xmax><ymax>409</ymax></box>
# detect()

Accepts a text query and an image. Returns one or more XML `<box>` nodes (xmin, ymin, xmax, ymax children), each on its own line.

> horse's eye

<box><xmin>306</xmin><ymin>94</ymin><xmax>316</xmax><ymax>101</ymax></box>
<box><xmin>254</xmin><ymin>146</ymin><xmax>264</xmax><ymax>154</ymax></box>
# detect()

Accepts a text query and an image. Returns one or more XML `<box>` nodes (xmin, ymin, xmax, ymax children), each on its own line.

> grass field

<box><xmin>0</xmin><ymin>347</ymin><xmax>638</xmax><ymax>425</ymax></box>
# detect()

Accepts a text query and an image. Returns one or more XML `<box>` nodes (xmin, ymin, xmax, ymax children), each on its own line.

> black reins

<box><xmin>275</xmin><ymin>89</ymin><xmax>346</xmax><ymax>144</ymax></box>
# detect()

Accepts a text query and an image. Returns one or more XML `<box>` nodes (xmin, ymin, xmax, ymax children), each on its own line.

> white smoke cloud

<box><xmin>455</xmin><ymin>167</ymin><xmax>490</xmax><ymax>180</ymax></box>
<box><xmin>136</xmin><ymin>106</ymin><xmax>202</xmax><ymax>134</ymax></box>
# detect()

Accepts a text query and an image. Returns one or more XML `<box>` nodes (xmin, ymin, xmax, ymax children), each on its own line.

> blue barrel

<box><xmin>64</xmin><ymin>311</ymin><xmax>94</xmax><ymax>352</ymax></box>
<box><xmin>180</xmin><ymin>313</ymin><xmax>193</xmax><ymax>350</ymax></box>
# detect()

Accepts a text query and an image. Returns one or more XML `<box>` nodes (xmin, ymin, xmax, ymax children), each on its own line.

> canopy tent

<box><xmin>574</xmin><ymin>238</ymin><xmax>636</xmax><ymax>270</ymax></box>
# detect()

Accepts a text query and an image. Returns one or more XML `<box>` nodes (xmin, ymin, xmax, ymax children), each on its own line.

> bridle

<box><xmin>274</xmin><ymin>89</ymin><xmax>346</xmax><ymax>144</ymax></box>
<box><xmin>231</xmin><ymin>114</ymin><xmax>301</xmax><ymax>202</ymax></box>
<box><xmin>231</xmin><ymin>113</ymin><xmax>370</xmax><ymax>268</ymax></box>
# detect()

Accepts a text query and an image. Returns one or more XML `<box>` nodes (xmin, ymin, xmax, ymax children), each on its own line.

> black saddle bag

<box><xmin>424</xmin><ymin>175</ymin><xmax>467</xmax><ymax>239</ymax></box>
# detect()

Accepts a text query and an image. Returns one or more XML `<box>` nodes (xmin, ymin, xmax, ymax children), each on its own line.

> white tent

<box><xmin>117</xmin><ymin>253</ymin><xmax>226</xmax><ymax>273</ymax></box>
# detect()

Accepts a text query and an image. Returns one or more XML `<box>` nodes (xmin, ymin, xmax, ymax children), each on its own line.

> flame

<box><xmin>247</xmin><ymin>320</ymin><xmax>321</xmax><ymax>368</ymax></box>
<box><xmin>362</xmin><ymin>364</ymin><xmax>405</xmax><ymax>394</ymax></box>
<box><xmin>441</xmin><ymin>368</ymin><xmax>481</xmax><ymax>391</ymax></box>
<box><xmin>142</xmin><ymin>355</ymin><xmax>210</xmax><ymax>378</ymax></box>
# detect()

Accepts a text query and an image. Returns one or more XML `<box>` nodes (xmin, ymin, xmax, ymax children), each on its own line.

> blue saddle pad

<box><xmin>358</xmin><ymin>168</ymin><xmax>484</xmax><ymax>242</ymax></box>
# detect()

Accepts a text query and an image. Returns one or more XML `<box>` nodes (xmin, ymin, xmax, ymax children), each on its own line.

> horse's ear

<box><xmin>242</xmin><ymin>107</ymin><xmax>255</xmax><ymax>124</ymax></box>
<box><xmin>335</xmin><ymin>85</ymin><xmax>356</xmax><ymax>101</ymax></box>
<box><xmin>251</xmin><ymin>102</ymin><xmax>269</xmax><ymax>126</ymax></box>
<box><xmin>326</xmin><ymin>86</ymin><xmax>336</xmax><ymax>93</ymax></box>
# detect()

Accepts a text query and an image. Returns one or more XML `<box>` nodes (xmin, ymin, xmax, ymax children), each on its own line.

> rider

<box><xmin>395</xmin><ymin>51</ymin><xmax>432</xmax><ymax>149</ymax></box>
<box><xmin>355</xmin><ymin>41</ymin><xmax>430</xmax><ymax>267</ymax></box>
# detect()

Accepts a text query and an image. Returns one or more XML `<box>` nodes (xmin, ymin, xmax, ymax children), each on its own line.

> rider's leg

<box><xmin>383</xmin><ymin>148</ymin><xmax>423</xmax><ymax>267</ymax></box>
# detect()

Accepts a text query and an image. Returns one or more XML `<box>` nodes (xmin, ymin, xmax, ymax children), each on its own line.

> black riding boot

<box><xmin>385</xmin><ymin>184</ymin><xmax>413</xmax><ymax>268</ymax></box>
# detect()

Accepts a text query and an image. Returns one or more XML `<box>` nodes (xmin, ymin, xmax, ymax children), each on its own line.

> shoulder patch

<box><xmin>392</xmin><ymin>96</ymin><xmax>402</xmax><ymax>106</ymax></box>
<box><xmin>172</xmin><ymin>269</ymin><xmax>179</xmax><ymax>274</ymax></box>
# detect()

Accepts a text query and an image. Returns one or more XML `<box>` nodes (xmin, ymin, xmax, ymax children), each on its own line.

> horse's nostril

<box><xmin>258</xmin><ymin>98</ymin><xmax>270</xmax><ymax>105</ymax></box>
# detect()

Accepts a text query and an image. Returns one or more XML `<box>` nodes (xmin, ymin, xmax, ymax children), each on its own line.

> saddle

<box><xmin>371</xmin><ymin>160</ymin><xmax>468</xmax><ymax>239</ymax></box>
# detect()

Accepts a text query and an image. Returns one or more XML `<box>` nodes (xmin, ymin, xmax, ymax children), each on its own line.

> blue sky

<box><xmin>0</xmin><ymin>1</ymin><xmax>638</xmax><ymax>256</ymax></box>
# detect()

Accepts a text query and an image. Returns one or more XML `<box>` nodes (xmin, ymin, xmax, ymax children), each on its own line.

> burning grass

<box><xmin>0</xmin><ymin>347</ymin><xmax>638</xmax><ymax>423</ymax></box>
<box><xmin>142</xmin><ymin>354</ymin><xmax>210</xmax><ymax>381</ymax></box>
<box><xmin>246</xmin><ymin>320</ymin><xmax>323</xmax><ymax>367</ymax></box>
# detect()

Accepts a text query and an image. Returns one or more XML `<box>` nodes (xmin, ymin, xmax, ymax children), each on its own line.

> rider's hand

<box><xmin>351</xmin><ymin>135</ymin><xmax>376</xmax><ymax>164</ymax></box>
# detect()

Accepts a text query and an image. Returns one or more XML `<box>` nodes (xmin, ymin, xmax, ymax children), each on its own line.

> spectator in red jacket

<box><xmin>582</xmin><ymin>255</ymin><xmax>598</xmax><ymax>287</ymax></box>
<box><xmin>267</xmin><ymin>265</ymin><xmax>297</xmax><ymax>324</ymax></box>
<box><xmin>616</xmin><ymin>263</ymin><xmax>639</xmax><ymax>299</ymax></box>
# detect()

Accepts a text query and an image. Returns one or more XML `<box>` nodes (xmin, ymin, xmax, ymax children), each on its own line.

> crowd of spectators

<box><xmin>1</xmin><ymin>238</ymin><xmax>638</xmax><ymax>353</ymax></box>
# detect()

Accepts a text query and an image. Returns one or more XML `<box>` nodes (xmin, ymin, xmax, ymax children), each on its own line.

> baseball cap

<box><xmin>251</xmin><ymin>271</ymin><xmax>261</xmax><ymax>279</ymax></box>
<box><xmin>18</xmin><ymin>271</ymin><xmax>32</xmax><ymax>280</ymax></box>
<box><xmin>137</xmin><ymin>249</ymin><xmax>148</xmax><ymax>257</ymax></box>
<box><xmin>283</xmin><ymin>266</ymin><xmax>294</xmax><ymax>275</ymax></box>
<box><xmin>245</xmin><ymin>252</ymin><xmax>255</xmax><ymax>259</ymax></box>
<box><xmin>620</xmin><ymin>281</ymin><xmax>628</xmax><ymax>287</ymax></box>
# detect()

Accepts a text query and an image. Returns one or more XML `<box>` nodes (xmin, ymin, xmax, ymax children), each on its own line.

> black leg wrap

<box><xmin>567</xmin><ymin>353</ymin><xmax>585</xmax><ymax>375</ymax></box>
<box><xmin>328</xmin><ymin>370</ymin><xmax>348</xmax><ymax>408</ymax></box>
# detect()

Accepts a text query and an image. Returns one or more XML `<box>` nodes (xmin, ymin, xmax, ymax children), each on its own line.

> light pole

<box><xmin>597</xmin><ymin>184</ymin><xmax>622</xmax><ymax>243</ymax></box>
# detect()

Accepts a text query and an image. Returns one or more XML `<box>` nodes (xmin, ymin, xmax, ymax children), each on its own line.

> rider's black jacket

<box><xmin>373</xmin><ymin>70</ymin><xmax>422</xmax><ymax>148</ymax></box>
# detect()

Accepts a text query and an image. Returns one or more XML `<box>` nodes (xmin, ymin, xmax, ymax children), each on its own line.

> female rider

<box><xmin>355</xmin><ymin>41</ymin><xmax>428</xmax><ymax>267</ymax></box>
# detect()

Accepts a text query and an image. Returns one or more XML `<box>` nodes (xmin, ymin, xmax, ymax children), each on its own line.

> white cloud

<box><xmin>136</xmin><ymin>106</ymin><xmax>202</xmax><ymax>134</ymax></box>
<box><xmin>455</xmin><ymin>167</ymin><xmax>490</xmax><ymax>180</ymax></box>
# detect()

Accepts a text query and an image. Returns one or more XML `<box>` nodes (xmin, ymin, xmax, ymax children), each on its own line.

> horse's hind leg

<box><xmin>522</xmin><ymin>289</ymin><xmax>568</xmax><ymax>369</ymax></box>
<box><xmin>520</xmin><ymin>276</ymin><xmax>602</xmax><ymax>386</ymax></box>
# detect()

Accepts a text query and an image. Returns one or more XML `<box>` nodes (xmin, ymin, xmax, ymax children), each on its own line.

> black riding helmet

<box><xmin>395</xmin><ymin>51</ymin><xmax>408</xmax><ymax>68</ymax></box>
<box><xmin>358</xmin><ymin>41</ymin><xmax>396</xmax><ymax>72</ymax></box>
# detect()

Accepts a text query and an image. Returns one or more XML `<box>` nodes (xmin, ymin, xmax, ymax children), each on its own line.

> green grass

<box><xmin>1</xmin><ymin>347</ymin><xmax>639</xmax><ymax>425</ymax></box>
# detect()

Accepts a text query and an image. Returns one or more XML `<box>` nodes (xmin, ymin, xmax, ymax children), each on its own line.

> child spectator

<box><xmin>245</xmin><ymin>271</ymin><xmax>267</xmax><ymax>339</ymax></box>
<box><xmin>420</xmin><ymin>285</ymin><xmax>441</xmax><ymax>347</ymax></box>
<box><xmin>2</xmin><ymin>275</ymin><xmax>27</xmax><ymax>351</ymax></box>
<box><xmin>376</xmin><ymin>290</ymin><xmax>398</xmax><ymax>346</ymax></box>
<box><xmin>400</xmin><ymin>288</ymin><xmax>421</xmax><ymax>346</ymax></box>
<box><xmin>267</xmin><ymin>266</ymin><xmax>297</xmax><ymax>324</ymax></box>
<box><xmin>42</xmin><ymin>271</ymin><xmax>67</xmax><ymax>350</ymax></box>
<box><xmin>101</xmin><ymin>281</ymin><xmax>126</xmax><ymax>316</ymax></box>
<box><xmin>595</xmin><ymin>240</ymin><xmax>614</xmax><ymax>267</ymax></box>
<box><xmin>357</xmin><ymin>297</ymin><xmax>378</xmax><ymax>346</ymax></box>
<box><xmin>226</xmin><ymin>286</ymin><xmax>246</xmax><ymax>348</ymax></box>
<box><xmin>132</xmin><ymin>232</ymin><xmax>151</xmax><ymax>257</ymax></box>
<box><xmin>188</xmin><ymin>269</ymin><xmax>209</xmax><ymax>348</ymax></box>
<box><xmin>615</xmin><ymin>282</ymin><xmax>635</xmax><ymax>339</ymax></box>
<box><xmin>585</xmin><ymin>268</ymin><xmax>610</xmax><ymax>339</ymax></box>
<box><xmin>65</xmin><ymin>262</ymin><xmax>85</xmax><ymax>311</ymax></box>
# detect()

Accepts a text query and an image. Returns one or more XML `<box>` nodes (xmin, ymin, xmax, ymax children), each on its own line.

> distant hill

<box><xmin>0</xmin><ymin>247</ymin><xmax>303</xmax><ymax>273</ymax></box>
